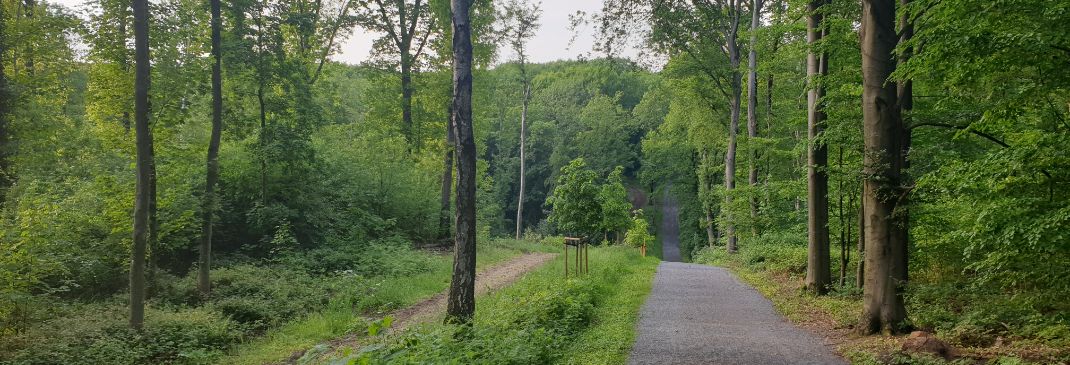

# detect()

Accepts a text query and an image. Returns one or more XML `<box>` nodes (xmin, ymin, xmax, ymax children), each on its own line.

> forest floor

<box><xmin>284</xmin><ymin>252</ymin><xmax>556</xmax><ymax>364</ymax></box>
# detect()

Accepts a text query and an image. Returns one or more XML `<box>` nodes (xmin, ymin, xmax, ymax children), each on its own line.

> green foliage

<box><xmin>623</xmin><ymin>209</ymin><xmax>654</xmax><ymax>248</ymax></box>
<box><xmin>599</xmin><ymin>166</ymin><xmax>633</xmax><ymax>239</ymax></box>
<box><xmin>546</xmin><ymin>158</ymin><xmax>602</xmax><ymax>238</ymax></box>
<box><xmin>342</xmin><ymin>247</ymin><xmax>658</xmax><ymax>364</ymax></box>
<box><xmin>0</xmin><ymin>304</ymin><xmax>240</xmax><ymax>365</ymax></box>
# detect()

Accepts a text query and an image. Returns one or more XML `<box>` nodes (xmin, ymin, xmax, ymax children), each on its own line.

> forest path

<box><xmin>628</xmin><ymin>263</ymin><xmax>847</xmax><ymax>365</ymax></box>
<box><xmin>659</xmin><ymin>188</ymin><xmax>682</xmax><ymax>262</ymax></box>
<box><xmin>629</xmin><ymin>191</ymin><xmax>844</xmax><ymax>365</ymax></box>
<box><xmin>285</xmin><ymin>252</ymin><xmax>555</xmax><ymax>365</ymax></box>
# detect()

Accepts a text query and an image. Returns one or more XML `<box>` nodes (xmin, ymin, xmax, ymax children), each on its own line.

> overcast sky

<box><xmin>50</xmin><ymin>0</ymin><xmax>643</xmax><ymax>65</ymax></box>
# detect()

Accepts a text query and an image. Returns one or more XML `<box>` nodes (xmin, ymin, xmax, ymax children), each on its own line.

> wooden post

<box><xmin>564</xmin><ymin>239</ymin><xmax>568</xmax><ymax>277</ymax></box>
<box><xmin>585</xmin><ymin>243</ymin><xmax>589</xmax><ymax>273</ymax></box>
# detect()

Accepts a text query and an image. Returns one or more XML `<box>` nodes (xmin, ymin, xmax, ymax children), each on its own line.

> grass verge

<box><xmin>332</xmin><ymin>246</ymin><xmax>659</xmax><ymax>364</ymax></box>
<box><xmin>216</xmin><ymin>238</ymin><xmax>557</xmax><ymax>365</ymax></box>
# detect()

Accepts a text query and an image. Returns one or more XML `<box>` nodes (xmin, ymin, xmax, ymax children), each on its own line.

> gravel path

<box><xmin>659</xmin><ymin>188</ymin><xmax>682</xmax><ymax>262</ymax></box>
<box><xmin>630</xmin><ymin>190</ymin><xmax>844</xmax><ymax>365</ymax></box>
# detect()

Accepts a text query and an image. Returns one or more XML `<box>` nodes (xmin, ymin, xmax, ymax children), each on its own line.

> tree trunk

<box><xmin>439</xmin><ymin>106</ymin><xmax>455</xmax><ymax>241</ymax></box>
<box><xmin>515</xmin><ymin>83</ymin><xmax>530</xmax><ymax>239</ymax></box>
<box><xmin>856</xmin><ymin>186</ymin><xmax>865</xmax><ymax>288</ymax></box>
<box><xmin>895</xmin><ymin>0</ymin><xmax>913</xmax><ymax>286</ymax></box>
<box><xmin>445</xmin><ymin>0</ymin><xmax>476</xmax><ymax>324</ymax></box>
<box><xmin>838</xmin><ymin>148</ymin><xmax>847</xmax><ymax>287</ymax></box>
<box><xmin>401</xmin><ymin>55</ymin><xmax>415</xmax><ymax>151</ymax></box>
<box><xmin>130</xmin><ymin>0</ymin><xmax>153</xmax><ymax>330</ymax></box>
<box><xmin>746</xmin><ymin>0</ymin><xmax>762</xmax><ymax>236</ymax></box>
<box><xmin>724</xmin><ymin>13</ymin><xmax>741</xmax><ymax>253</ymax></box>
<box><xmin>859</xmin><ymin>0</ymin><xmax>908</xmax><ymax>335</ymax></box>
<box><xmin>805</xmin><ymin>0</ymin><xmax>831</xmax><ymax>295</ymax></box>
<box><xmin>199</xmin><ymin>0</ymin><xmax>223</xmax><ymax>294</ymax></box>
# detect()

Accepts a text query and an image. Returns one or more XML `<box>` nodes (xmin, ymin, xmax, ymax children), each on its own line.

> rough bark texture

<box><xmin>130</xmin><ymin>0</ymin><xmax>153</xmax><ymax>330</ymax></box>
<box><xmin>445</xmin><ymin>0</ymin><xmax>476</xmax><ymax>324</ymax></box>
<box><xmin>438</xmin><ymin>108</ymin><xmax>455</xmax><ymax>241</ymax></box>
<box><xmin>860</xmin><ymin>0</ymin><xmax>908</xmax><ymax>335</ymax></box>
<box><xmin>515</xmin><ymin>83</ymin><xmax>530</xmax><ymax>239</ymax></box>
<box><xmin>856</xmin><ymin>188</ymin><xmax>865</xmax><ymax>288</ymax></box>
<box><xmin>746</xmin><ymin>0</ymin><xmax>762</xmax><ymax>235</ymax></box>
<box><xmin>724</xmin><ymin>6</ymin><xmax>742</xmax><ymax>253</ymax></box>
<box><xmin>401</xmin><ymin>57</ymin><xmax>415</xmax><ymax>149</ymax></box>
<box><xmin>199</xmin><ymin>0</ymin><xmax>223</xmax><ymax>294</ymax></box>
<box><xmin>805</xmin><ymin>0</ymin><xmax>831</xmax><ymax>294</ymax></box>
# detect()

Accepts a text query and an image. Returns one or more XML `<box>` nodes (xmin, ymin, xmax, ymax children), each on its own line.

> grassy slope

<box><xmin>342</xmin><ymin>246</ymin><xmax>659</xmax><ymax>364</ymax></box>
<box><xmin>218</xmin><ymin>239</ymin><xmax>557</xmax><ymax>365</ymax></box>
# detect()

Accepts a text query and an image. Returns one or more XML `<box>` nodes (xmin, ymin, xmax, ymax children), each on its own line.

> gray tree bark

<box><xmin>746</xmin><ymin>0</ymin><xmax>762</xmax><ymax>236</ymax></box>
<box><xmin>860</xmin><ymin>0</ymin><xmax>908</xmax><ymax>335</ymax></box>
<box><xmin>199</xmin><ymin>0</ymin><xmax>223</xmax><ymax>294</ymax></box>
<box><xmin>515</xmin><ymin>83</ymin><xmax>530</xmax><ymax>239</ymax></box>
<box><xmin>445</xmin><ymin>0</ymin><xmax>476</xmax><ymax>324</ymax></box>
<box><xmin>439</xmin><ymin>108</ymin><xmax>454</xmax><ymax>241</ymax></box>
<box><xmin>724</xmin><ymin>4</ymin><xmax>742</xmax><ymax>253</ymax></box>
<box><xmin>805</xmin><ymin>0</ymin><xmax>831</xmax><ymax>295</ymax></box>
<box><xmin>130</xmin><ymin>0</ymin><xmax>153</xmax><ymax>330</ymax></box>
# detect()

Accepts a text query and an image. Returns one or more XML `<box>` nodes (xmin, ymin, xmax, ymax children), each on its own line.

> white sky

<box><xmin>50</xmin><ymin>0</ymin><xmax>642</xmax><ymax>65</ymax></box>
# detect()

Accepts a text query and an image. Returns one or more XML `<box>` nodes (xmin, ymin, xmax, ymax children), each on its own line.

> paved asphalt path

<box><xmin>629</xmin><ymin>191</ymin><xmax>845</xmax><ymax>365</ymax></box>
<box><xmin>659</xmin><ymin>188</ymin><xmax>682</xmax><ymax>262</ymax></box>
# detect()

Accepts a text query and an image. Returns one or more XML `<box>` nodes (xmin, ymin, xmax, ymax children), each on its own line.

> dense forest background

<box><xmin>0</xmin><ymin>0</ymin><xmax>1067</xmax><ymax>363</ymax></box>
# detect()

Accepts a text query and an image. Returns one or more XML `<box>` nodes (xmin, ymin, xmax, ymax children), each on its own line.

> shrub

<box><xmin>0</xmin><ymin>304</ymin><xmax>239</xmax><ymax>365</ymax></box>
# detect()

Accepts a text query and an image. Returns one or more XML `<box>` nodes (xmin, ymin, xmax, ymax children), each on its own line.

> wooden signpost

<box><xmin>563</xmin><ymin>237</ymin><xmax>588</xmax><ymax>277</ymax></box>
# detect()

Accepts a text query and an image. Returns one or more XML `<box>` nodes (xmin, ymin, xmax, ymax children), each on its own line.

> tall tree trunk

<box><xmin>895</xmin><ymin>0</ymin><xmax>913</xmax><ymax>285</ymax></box>
<box><xmin>130</xmin><ymin>0</ymin><xmax>153</xmax><ymax>330</ymax></box>
<box><xmin>860</xmin><ymin>0</ymin><xmax>907</xmax><ymax>335</ymax></box>
<box><xmin>856</xmin><ymin>185</ymin><xmax>865</xmax><ymax>288</ymax></box>
<box><xmin>725</xmin><ymin>12</ymin><xmax>741</xmax><ymax>253</ymax></box>
<box><xmin>805</xmin><ymin>0</ymin><xmax>831</xmax><ymax>294</ymax></box>
<box><xmin>445</xmin><ymin>0</ymin><xmax>476</xmax><ymax>324</ymax></box>
<box><xmin>515</xmin><ymin>83</ymin><xmax>530</xmax><ymax>239</ymax></box>
<box><xmin>746</xmin><ymin>0</ymin><xmax>762</xmax><ymax>236</ymax></box>
<box><xmin>258</xmin><ymin>81</ymin><xmax>267</xmax><ymax>204</ymax></box>
<box><xmin>838</xmin><ymin>147</ymin><xmax>847</xmax><ymax>286</ymax></box>
<box><xmin>439</xmin><ymin>106</ymin><xmax>455</xmax><ymax>241</ymax></box>
<box><xmin>401</xmin><ymin>55</ymin><xmax>415</xmax><ymax>151</ymax></box>
<box><xmin>199</xmin><ymin>0</ymin><xmax>223</xmax><ymax>294</ymax></box>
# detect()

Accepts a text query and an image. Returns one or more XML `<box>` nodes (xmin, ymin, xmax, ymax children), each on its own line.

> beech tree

<box><xmin>745</xmin><ymin>0</ymin><xmax>762</xmax><ymax>233</ymax></box>
<box><xmin>198</xmin><ymin>0</ymin><xmax>223</xmax><ymax>295</ymax></box>
<box><xmin>859</xmin><ymin>0</ymin><xmax>908</xmax><ymax>335</ymax></box>
<box><xmin>129</xmin><ymin>0</ymin><xmax>153</xmax><ymax>330</ymax></box>
<box><xmin>804</xmin><ymin>0</ymin><xmax>831</xmax><ymax>294</ymax></box>
<box><xmin>355</xmin><ymin>0</ymin><xmax>434</xmax><ymax>151</ymax></box>
<box><xmin>499</xmin><ymin>0</ymin><xmax>540</xmax><ymax>239</ymax></box>
<box><xmin>445</xmin><ymin>0</ymin><xmax>475</xmax><ymax>324</ymax></box>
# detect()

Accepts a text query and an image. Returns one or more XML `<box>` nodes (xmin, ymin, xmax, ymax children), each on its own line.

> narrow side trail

<box><xmin>629</xmin><ymin>192</ymin><xmax>844</xmax><ymax>365</ymax></box>
<box><xmin>285</xmin><ymin>252</ymin><xmax>555</xmax><ymax>364</ymax></box>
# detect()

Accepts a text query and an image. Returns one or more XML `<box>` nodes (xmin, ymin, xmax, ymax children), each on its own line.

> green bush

<box><xmin>0</xmin><ymin>304</ymin><xmax>239</xmax><ymax>365</ymax></box>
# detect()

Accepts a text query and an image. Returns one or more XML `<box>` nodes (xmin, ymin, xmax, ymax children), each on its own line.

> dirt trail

<box><xmin>387</xmin><ymin>252</ymin><xmax>554</xmax><ymax>332</ymax></box>
<box><xmin>284</xmin><ymin>252</ymin><xmax>555</xmax><ymax>364</ymax></box>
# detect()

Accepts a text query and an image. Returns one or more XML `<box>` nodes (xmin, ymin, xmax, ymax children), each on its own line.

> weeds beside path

<box><xmin>288</xmin><ymin>252</ymin><xmax>556</xmax><ymax>364</ymax></box>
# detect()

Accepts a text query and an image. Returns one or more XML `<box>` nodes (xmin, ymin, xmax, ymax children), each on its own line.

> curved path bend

<box><xmin>629</xmin><ymin>189</ymin><xmax>845</xmax><ymax>365</ymax></box>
